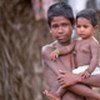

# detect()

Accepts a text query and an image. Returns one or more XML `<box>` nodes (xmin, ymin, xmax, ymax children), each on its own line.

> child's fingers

<box><xmin>50</xmin><ymin>53</ymin><xmax>57</xmax><ymax>61</ymax></box>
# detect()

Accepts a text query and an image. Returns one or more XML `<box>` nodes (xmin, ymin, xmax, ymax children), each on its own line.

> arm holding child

<box><xmin>50</xmin><ymin>41</ymin><xmax>76</xmax><ymax>61</ymax></box>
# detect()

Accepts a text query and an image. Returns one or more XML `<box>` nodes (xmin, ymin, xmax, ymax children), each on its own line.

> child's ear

<box><xmin>49</xmin><ymin>27</ymin><xmax>52</xmax><ymax>34</ymax></box>
<box><xmin>94</xmin><ymin>25</ymin><xmax>98</xmax><ymax>32</ymax></box>
<box><xmin>49</xmin><ymin>30</ymin><xmax>52</xmax><ymax>34</ymax></box>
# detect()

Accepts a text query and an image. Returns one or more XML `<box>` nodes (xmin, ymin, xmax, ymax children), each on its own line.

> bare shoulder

<box><xmin>42</xmin><ymin>44</ymin><xmax>51</xmax><ymax>55</ymax></box>
<box><xmin>90</xmin><ymin>37</ymin><xmax>99</xmax><ymax>46</ymax></box>
<box><xmin>91</xmin><ymin>36</ymin><xmax>99</xmax><ymax>44</ymax></box>
<box><xmin>41</xmin><ymin>42</ymin><xmax>55</xmax><ymax>57</ymax></box>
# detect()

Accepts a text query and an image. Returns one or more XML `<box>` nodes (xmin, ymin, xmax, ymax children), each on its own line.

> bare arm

<box><xmin>42</xmin><ymin>45</ymin><xmax>70</xmax><ymax>76</ymax></box>
<box><xmin>50</xmin><ymin>41</ymin><xmax>76</xmax><ymax>61</ymax></box>
<box><xmin>58</xmin><ymin>41</ymin><xmax>76</xmax><ymax>55</ymax></box>
<box><xmin>87</xmin><ymin>41</ymin><xmax>99</xmax><ymax>74</ymax></box>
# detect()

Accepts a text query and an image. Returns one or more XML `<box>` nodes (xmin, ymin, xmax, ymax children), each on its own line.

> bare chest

<box><xmin>75</xmin><ymin>40</ymin><xmax>91</xmax><ymax>54</ymax></box>
<box><xmin>60</xmin><ymin>54</ymin><xmax>74</xmax><ymax>71</ymax></box>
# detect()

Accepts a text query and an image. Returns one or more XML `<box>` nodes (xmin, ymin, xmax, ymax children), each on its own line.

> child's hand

<box><xmin>50</xmin><ymin>49</ymin><xmax>60</xmax><ymax>61</ymax></box>
<box><xmin>50</xmin><ymin>51</ymin><xmax>59</xmax><ymax>61</ymax></box>
<box><xmin>79</xmin><ymin>71</ymin><xmax>91</xmax><ymax>79</ymax></box>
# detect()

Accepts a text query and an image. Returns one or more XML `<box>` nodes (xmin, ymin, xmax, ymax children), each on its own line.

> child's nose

<box><xmin>80</xmin><ymin>27</ymin><xmax>84</xmax><ymax>32</ymax></box>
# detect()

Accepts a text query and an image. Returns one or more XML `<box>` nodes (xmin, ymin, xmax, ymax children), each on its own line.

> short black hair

<box><xmin>47</xmin><ymin>2</ymin><xmax>74</xmax><ymax>26</ymax></box>
<box><xmin>76</xmin><ymin>9</ymin><xmax>98</xmax><ymax>27</ymax></box>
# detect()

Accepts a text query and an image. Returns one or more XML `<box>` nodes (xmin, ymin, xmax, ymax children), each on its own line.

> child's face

<box><xmin>76</xmin><ymin>17</ymin><xmax>96</xmax><ymax>39</ymax></box>
<box><xmin>50</xmin><ymin>16</ymin><xmax>73</xmax><ymax>44</ymax></box>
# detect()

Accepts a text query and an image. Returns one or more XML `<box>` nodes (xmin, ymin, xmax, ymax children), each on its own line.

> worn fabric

<box><xmin>73</xmin><ymin>65</ymin><xmax>100</xmax><ymax>75</ymax></box>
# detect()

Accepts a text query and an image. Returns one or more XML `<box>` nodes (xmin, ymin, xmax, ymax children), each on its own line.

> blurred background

<box><xmin>0</xmin><ymin>0</ymin><xmax>100</xmax><ymax>100</ymax></box>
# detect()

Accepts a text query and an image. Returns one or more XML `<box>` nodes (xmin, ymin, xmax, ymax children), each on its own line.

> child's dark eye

<box><xmin>83</xmin><ymin>25</ymin><xmax>88</xmax><ymax>28</ymax></box>
<box><xmin>77</xmin><ymin>25</ymin><xmax>88</xmax><ymax>29</ymax></box>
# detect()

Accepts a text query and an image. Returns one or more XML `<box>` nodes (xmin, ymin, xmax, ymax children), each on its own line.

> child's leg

<box><xmin>43</xmin><ymin>90</ymin><xmax>61</xmax><ymax>100</ymax></box>
<box><xmin>43</xmin><ymin>83</ymin><xmax>100</xmax><ymax>100</ymax></box>
<box><xmin>44</xmin><ymin>90</ymin><xmax>84</xmax><ymax>100</ymax></box>
<box><xmin>81</xmin><ymin>75</ymin><xmax>100</xmax><ymax>87</ymax></box>
<box><xmin>67</xmin><ymin>84</ymin><xmax>100</xmax><ymax>100</ymax></box>
<box><xmin>43</xmin><ymin>87</ymin><xmax>66</xmax><ymax>100</ymax></box>
<box><xmin>56</xmin><ymin>87</ymin><xmax>66</xmax><ymax>97</ymax></box>
<box><xmin>62</xmin><ymin>91</ymin><xmax>84</xmax><ymax>100</ymax></box>
<box><xmin>86</xmin><ymin>98</ymin><xmax>97</xmax><ymax>100</ymax></box>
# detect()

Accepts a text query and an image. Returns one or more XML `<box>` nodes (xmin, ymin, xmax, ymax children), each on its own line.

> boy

<box><xmin>42</xmin><ymin>2</ymin><xmax>100</xmax><ymax>100</ymax></box>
